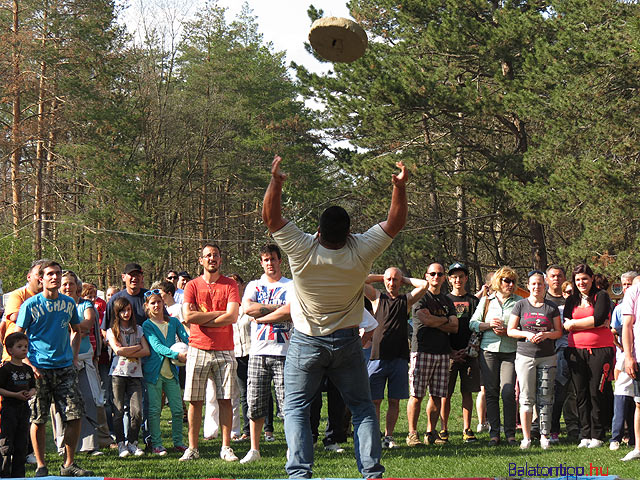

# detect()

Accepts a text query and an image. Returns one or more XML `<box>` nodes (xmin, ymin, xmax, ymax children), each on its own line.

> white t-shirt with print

<box><xmin>243</xmin><ymin>275</ymin><xmax>292</xmax><ymax>356</ymax></box>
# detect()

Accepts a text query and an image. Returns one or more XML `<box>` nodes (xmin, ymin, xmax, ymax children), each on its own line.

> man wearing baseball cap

<box><xmin>102</xmin><ymin>263</ymin><xmax>148</xmax><ymax>331</ymax></box>
<box><xmin>440</xmin><ymin>262</ymin><xmax>480</xmax><ymax>443</ymax></box>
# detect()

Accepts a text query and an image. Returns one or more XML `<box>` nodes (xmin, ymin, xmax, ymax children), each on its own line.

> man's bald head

<box><xmin>383</xmin><ymin>267</ymin><xmax>403</xmax><ymax>297</ymax></box>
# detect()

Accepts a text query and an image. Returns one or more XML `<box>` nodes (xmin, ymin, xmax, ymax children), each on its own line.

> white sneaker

<box><xmin>382</xmin><ymin>436</ymin><xmax>398</xmax><ymax>449</ymax></box>
<box><xmin>220</xmin><ymin>446</ymin><xmax>238</xmax><ymax>462</ymax></box>
<box><xmin>540</xmin><ymin>436</ymin><xmax>550</xmax><ymax>450</ymax></box>
<box><xmin>476</xmin><ymin>422</ymin><xmax>489</xmax><ymax>433</ymax></box>
<box><xmin>179</xmin><ymin>447</ymin><xmax>200</xmax><ymax>461</ymax></box>
<box><xmin>26</xmin><ymin>454</ymin><xmax>37</xmax><ymax>465</ymax></box>
<box><xmin>240</xmin><ymin>449</ymin><xmax>261</xmax><ymax>464</ymax></box>
<box><xmin>520</xmin><ymin>438</ymin><xmax>532</xmax><ymax>450</ymax></box>
<box><xmin>118</xmin><ymin>442</ymin><xmax>129</xmax><ymax>458</ymax></box>
<box><xmin>621</xmin><ymin>449</ymin><xmax>640</xmax><ymax>461</ymax></box>
<box><xmin>610</xmin><ymin>441</ymin><xmax>621</xmax><ymax>451</ymax></box>
<box><xmin>324</xmin><ymin>443</ymin><xmax>345</xmax><ymax>453</ymax></box>
<box><xmin>588</xmin><ymin>438</ymin><xmax>604</xmax><ymax>448</ymax></box>
<box><xmin>127</xmin><ymin>441</ymin><xmax>144</xmax><ymax>456</ymax></box>
<box><xmin>578</xmin><ymin>438</ymin><xmax>591</xmax><ymax>448</ymax></box>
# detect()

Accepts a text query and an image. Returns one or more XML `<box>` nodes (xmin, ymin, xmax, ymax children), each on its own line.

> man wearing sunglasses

<box><xmin>166</xmin><ymin>270</ymin><xmax>184</xmax><ymax>304</ymax></box>
<box><xmin>407</xmin><ymin>263</ymin><xmax>458</xmax><ymax>447</ymax></box>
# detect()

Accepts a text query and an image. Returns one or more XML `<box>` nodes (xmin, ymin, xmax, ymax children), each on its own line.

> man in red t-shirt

<box><xmin>180</xmin><ymin>244</ymin><xmax>240</xmax><ymax>462</ymax></box>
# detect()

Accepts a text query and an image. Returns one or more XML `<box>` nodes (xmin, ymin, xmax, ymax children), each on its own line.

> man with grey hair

<box><xmin>609</xmin><ymin>271</ymin><xmax>639</xmax><ymax>450</ymax></box>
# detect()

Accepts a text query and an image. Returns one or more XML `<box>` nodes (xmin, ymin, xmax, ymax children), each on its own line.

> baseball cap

<box><xmin>448</xmin><ymin>262</ymin><xmax>469</xmax><ymax>275</ymax></box>
<box><xmin>123</xmin><ymin>263</ymin><xmax>143</xmax><ymax>275</ymax></box>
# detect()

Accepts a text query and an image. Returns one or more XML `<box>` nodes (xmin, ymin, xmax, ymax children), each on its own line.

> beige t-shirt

<box><xmin>272</xmin><ymin>221</ymin><xmax>392</xmax><ymax>336</ymax></box>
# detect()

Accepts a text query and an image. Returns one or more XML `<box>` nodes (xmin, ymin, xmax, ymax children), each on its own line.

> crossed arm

<box><xmin>414</xmin><ymin>308</ymin><xmax>458</xmax><ymax>333</ymax></box>
<box><xmin>182</xmin><ymin>301</ymin><xmax>239</xmax><ymax>327</ymax></box>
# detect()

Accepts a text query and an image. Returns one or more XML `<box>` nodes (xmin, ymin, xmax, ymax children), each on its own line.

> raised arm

<box><xmin>262</xmin><ymin>155</ymin><xmax>289</xmax><ymax>233</ymax></box>
<box><xmin>379</xmin><ymin>161</ymin><xmax>408</xmax><ymax>238</ymax></box>
<box><xmin>406</xmin><ymin>278</ymin><xmax>429</xmax><ymax>308</ymax></box>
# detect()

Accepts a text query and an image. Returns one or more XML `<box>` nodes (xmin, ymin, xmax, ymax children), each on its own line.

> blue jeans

<box><xmin>611</xmin><ymin>394</ymin><xmax>636</xmax><ymax>444</ymax></box>
<box><xmin>284</xmin><ymin>328</ymin><xmax>384</xmax><ymax>479</ymax></box>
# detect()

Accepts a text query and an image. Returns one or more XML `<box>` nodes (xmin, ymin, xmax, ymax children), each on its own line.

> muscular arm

<box><xmin>243</xmin><ymin>300</ymin><xmax>282</xmax><ymax>318</ymax></box>
<box><xmin>199</xmin><ymin>302</ymin><xmax>239</xmax><ymax>328</ymax></box>
<box><xmin>253</xmin><ymin>304</ymin><xmax>291</xmax><ymax>324</ymax></box>
<box><xmin>262</xmin><ymin>155</ymin><xmax>288</xmax><ymax>233</ymax></box>
<box><xmin>406</xmin><ymin>278</ymin><xmax>429</xmax><ymax>309</ymax></box>
<box><xmin>182</xmin><ymin>302</ymin><xmax>226</xmax><ymax>325</ymax></box>
<box><xmin>414</xmin><ymin>308</ymin><xmax>448</xmax><ymax>327</ymax></box>
<box><xmin>378</xmin><ymin>161</ymin><xmax>408</xmax><ymax>238</ymax></box>
<box><xmin>437</xmin><ymin>315</ymin><xmax>458</xmax><ymax>333</ymax></box>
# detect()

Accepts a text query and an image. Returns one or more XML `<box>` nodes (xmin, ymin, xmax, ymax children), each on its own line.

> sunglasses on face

<box><xmin>427</xmin><ymin>272</ymin><xmax>445</xmax><ymax>277</ymax></box>
<box><xmin>501</xmin><ymin>278</ymin><xmax>515</xmax><ymax>285</ymax></box>
<box><xmin>167</xmin><ymin>276</ymin><xmax>178</xmax><ymax>280</ymax></box>
<box><xmin>144</xmin><ymin>289</ymin><xmax>161</xmax><ymax>299</ymax></box>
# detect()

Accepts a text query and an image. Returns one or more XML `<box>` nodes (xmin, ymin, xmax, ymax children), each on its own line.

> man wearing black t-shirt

<box><xmin>545</xmin><ymin>265</ymin><xmax>580</xmax><ymax>442</ymax></box>
<box><xmin>364</xmin><ymin>268</ymin><xmax>428</xmax><ymax>449</ymax></box>
<box><xmin>441</xmin><ymin>262</ymin><xmax>480</xmax><ymax>443</ymax></box>
<box><xmin>407</xmin><ymin>263</ymin><xmax>458</xmax><ymax>446</ymax></box>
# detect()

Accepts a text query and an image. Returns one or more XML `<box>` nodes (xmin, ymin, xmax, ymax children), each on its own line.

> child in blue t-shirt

<box><xmin>0</xmin><ymin>332</ymin><xmax>36</xmax><ymax>478</ymax></box>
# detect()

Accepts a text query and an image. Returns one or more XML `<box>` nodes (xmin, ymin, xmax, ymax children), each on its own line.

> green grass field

<box><xmin>27</xmin><ymin>394</ymin><xmax>639</xmax><ymax>478</ymax></box>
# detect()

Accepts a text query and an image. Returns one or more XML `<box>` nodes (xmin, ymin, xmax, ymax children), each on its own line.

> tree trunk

<box><xmin>454</xmin><ymin>141</ymin><xmax>467</xmax><ymax>263</ymax></box>
<box><xmin>10</xmin><ymin>0</ymin><xmax>22</xmax><ymax>236</ymax></box>
<box><xmin>33</xmin><ymin>11</ymin><xmax>49</xmax><ymax>257</ymax></box>
<box><xmin>529</xmin><ymin>219</ymin><xmax>548</xmax><ymax>271</ymax></box>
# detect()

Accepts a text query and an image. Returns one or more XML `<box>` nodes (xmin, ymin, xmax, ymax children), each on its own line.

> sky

<box><xmin>120</xmin><ymin>0</ymin><xmax>352</xmax><ymax>74</ymax></box>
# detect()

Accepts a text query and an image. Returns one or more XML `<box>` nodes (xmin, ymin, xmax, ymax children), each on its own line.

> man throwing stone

<box><xmin>263</xmin><ymin>155</ymin><xmax>407</xmax><ymax>479</ymax></box>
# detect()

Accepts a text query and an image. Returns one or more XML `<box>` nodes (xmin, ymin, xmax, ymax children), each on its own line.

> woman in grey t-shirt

<box><xmin>507</xmin><ymin>271</ymin><xmax>562</xmax><ymax>450</ymax></box>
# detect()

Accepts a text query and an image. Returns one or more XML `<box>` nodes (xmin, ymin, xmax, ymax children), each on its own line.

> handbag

<box><xmin>466</xmin><ymin>296</ymin><xmax>490</xmax><ymax>358</ymax></box>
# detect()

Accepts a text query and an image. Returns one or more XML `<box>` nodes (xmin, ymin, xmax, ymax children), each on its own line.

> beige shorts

<box><xmin>183</xmin><ymin>347</ymin><xmax>237</xmax><ymax>402</ymax></box>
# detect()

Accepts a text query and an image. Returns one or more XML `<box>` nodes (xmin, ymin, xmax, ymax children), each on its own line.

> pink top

<box><xmin>567</xmin><ymin>304</ymin><xmax>614</xmax><ymax>349</ymax></box>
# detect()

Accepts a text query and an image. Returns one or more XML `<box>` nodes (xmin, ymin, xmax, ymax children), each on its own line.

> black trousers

<box><xmin>566</xmin><ymin>346</ymin><xmax>614</xmax><ymax>441</ymax></box>
<box><xmin>310</xmin><ymin>377</ymin><xmax>348</xmax><ymax>445</ymax></box>
<box><xmin>0</xmin><ymin>402</ymin><xmax>30</xmax><ymax>478</ymax></box>
<box><xmin>236</xmin><ymin>355</ymin><xmax>250</xmax><ymax>436</ymax></box>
